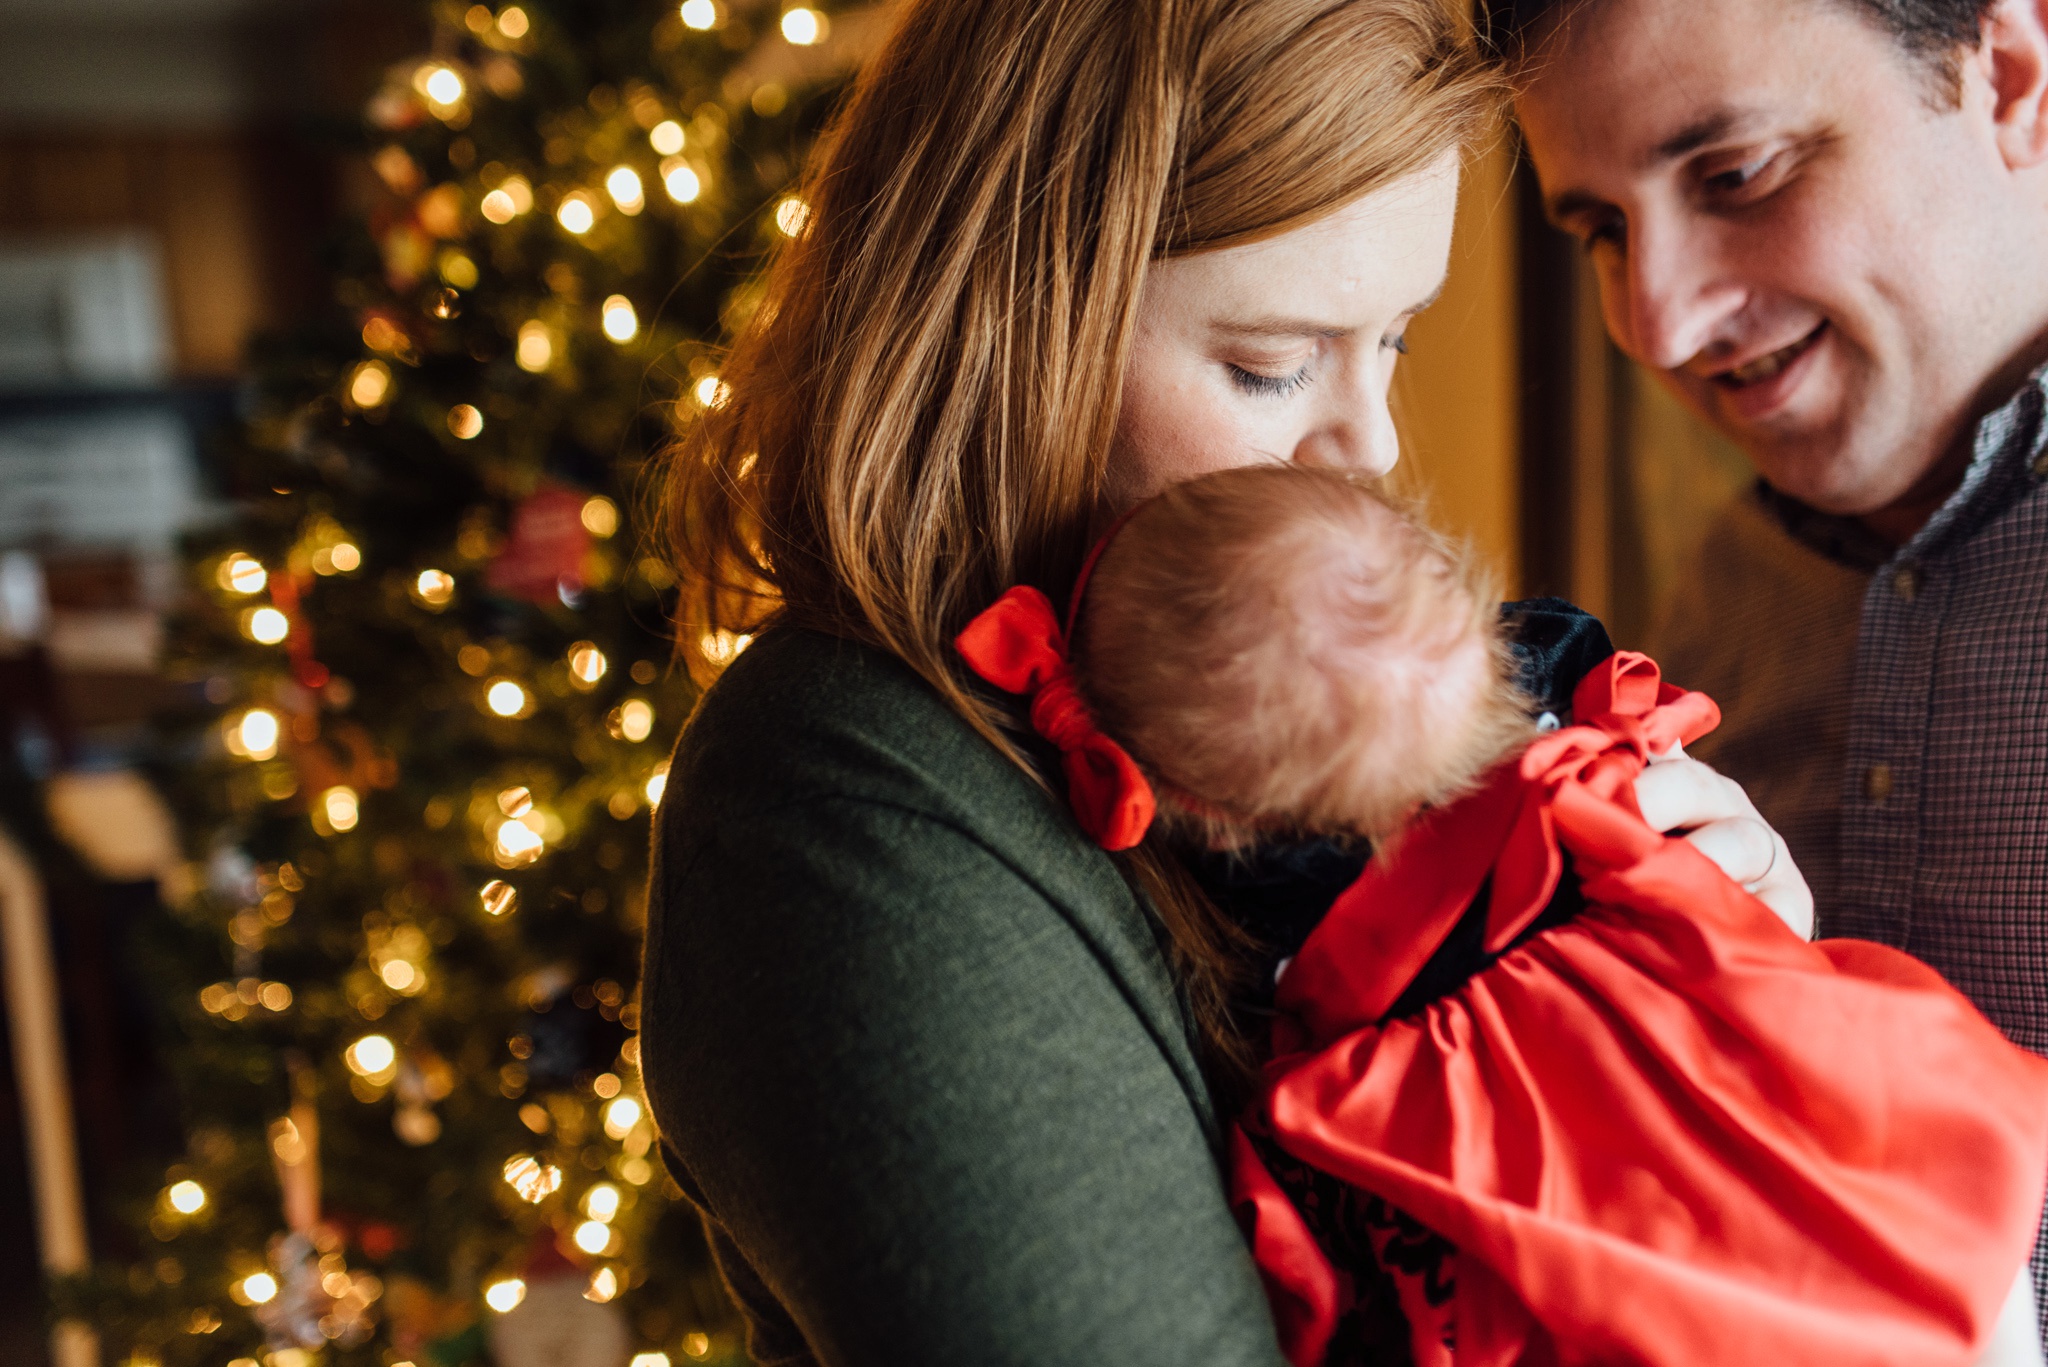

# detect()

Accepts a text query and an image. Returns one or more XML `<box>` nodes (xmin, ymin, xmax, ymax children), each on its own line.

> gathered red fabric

<box><xmin>954</xmin><ymin>584</ymin><xmax>1156</xmax><ymax>850</ymax></box>
<box><xmin>1236</xmin><ymin>651</ymin><xmax>2048</xmax><ymax>1367</ymax></box>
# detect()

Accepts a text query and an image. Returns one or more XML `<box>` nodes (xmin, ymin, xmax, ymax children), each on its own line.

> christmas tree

<box><xmin>55</xmin><ymin>3</ymin><xmax>862</xmax><ymax>1363</ymax></box>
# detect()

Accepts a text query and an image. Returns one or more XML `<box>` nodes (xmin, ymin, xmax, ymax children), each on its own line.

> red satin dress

<box><xmin>1232</xmin><ymin>652</ymin><xmax>2048</xmax><ymax>1367</ymax></box>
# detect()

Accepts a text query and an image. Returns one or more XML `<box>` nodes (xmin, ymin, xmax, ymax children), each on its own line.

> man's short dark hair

<box><xmin>1480</xmin><ymin>0</ymin><xmax>1996</xmax><ymax>69</ymax></box>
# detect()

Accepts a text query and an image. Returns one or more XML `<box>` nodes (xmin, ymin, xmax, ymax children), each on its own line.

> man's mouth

<box><xmin>1715</xmin><ymin>322</ymin><xmax>1828</xmax><ymax>388</ymax></box>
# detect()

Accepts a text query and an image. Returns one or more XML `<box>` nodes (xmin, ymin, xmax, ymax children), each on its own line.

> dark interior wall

<box><xmin>0</xmin><ymin>0</ymin><xmax>420</xmax><ymax>375</ymax></box>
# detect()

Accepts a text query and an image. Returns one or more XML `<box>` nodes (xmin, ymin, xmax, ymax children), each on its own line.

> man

<box><xmin>1490</xmin><ymin>0</ymin><xmax>2048</xmax><ymax>1333</ymax></box>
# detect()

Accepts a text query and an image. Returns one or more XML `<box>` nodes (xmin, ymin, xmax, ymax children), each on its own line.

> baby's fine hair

<box><xmin>1074</xmin><ymin>465</ymin><xmax>1531</xmax><ymax>844</ymax></box>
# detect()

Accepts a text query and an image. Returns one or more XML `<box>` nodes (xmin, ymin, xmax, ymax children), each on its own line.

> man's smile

<box><xmin>1713</xmin><ymin>321</ymin><xmax>1830</xmax><ymax>389</ymax></box>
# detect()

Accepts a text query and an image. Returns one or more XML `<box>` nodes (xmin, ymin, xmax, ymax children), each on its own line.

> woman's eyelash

<box><xmin>1228</xmin><ymin>364</ymin><xmax>1314</xmax><ymax>398</ymax></box>
<box><xmin>1385</xmin><ymin>333</ymin><xmax>1410</xmax><ymax>356</ymax></box>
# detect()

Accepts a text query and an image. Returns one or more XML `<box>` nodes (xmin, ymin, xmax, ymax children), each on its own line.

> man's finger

<box><xmin>1683</xmin><ymin>816</ymin><xmax>1777</xmax><ymax>889</ymax></box>
<box><xmin>1632</xmin><ymin>756</ymin><xmax>1756</xmax><ymax>833</ymax></box>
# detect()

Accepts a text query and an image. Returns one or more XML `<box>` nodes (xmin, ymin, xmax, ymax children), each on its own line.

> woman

<box><xmin>644</xmin><ymin>2</ymin><xmax>1806</xmax><ymax>1363</ymax></box>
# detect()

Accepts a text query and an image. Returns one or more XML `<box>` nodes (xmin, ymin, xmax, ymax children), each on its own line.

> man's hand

<box><xmin>1632</xmin><ymin>748</ymin><xmax>1816</xmax><ymax>940</ymax></box>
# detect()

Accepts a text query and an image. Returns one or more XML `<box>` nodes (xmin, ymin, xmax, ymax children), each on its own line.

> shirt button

<box><xmin>1892</xmin><ymin>566</ymin><xmax>1920</xmax><ymax>601</ymax></box>
<box><xmin>1865</xmin><ymin>763</ymin><xmax>1895</xmax><ymax>802</ymax></box>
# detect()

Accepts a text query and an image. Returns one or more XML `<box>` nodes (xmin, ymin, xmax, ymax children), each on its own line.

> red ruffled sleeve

<box><xmin>1239</xmin><ymin>652</ymin><xmax>2048</xmax><ymax>1367</ymax></box>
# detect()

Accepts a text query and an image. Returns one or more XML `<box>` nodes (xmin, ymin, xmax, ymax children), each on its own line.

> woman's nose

<box><xmin>1292</xmin><ymin>392</ymin><xmax>1398</xmax><ymax>478</ymax></box>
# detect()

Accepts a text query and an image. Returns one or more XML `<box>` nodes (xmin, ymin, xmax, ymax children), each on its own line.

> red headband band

<box><xmin>953</xmin><ymin>514</ymin><xmax>1155</xmax><ymax>851</ymax></box>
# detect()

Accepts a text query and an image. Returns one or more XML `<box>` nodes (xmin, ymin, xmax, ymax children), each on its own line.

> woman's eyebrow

<box><xmin>1214</xmin><ymin>318</ymin><xmax>1354</xmax><ymax>339</ymax></box>
<box><xmin>1213</xmin><ymin>284</ymin><xmax>1444</xmax><ymax>341</ymax></box>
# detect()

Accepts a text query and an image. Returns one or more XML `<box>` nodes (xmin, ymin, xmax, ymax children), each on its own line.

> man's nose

<box><xmin>1605</xmin><ymin>219</ymin><xmax>1747</xmax><ymax>372</ymax></box>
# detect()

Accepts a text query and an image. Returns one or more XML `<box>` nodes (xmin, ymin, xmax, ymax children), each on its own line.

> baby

<box><xmin>1073</xmin><ymin>464</ymin><xmax>1530</xmax><ymax>849</ymax></box>
<box><xmin>958</xmin><ymin>464</ymin><xmax>2048</xmax><ymax>1367</ymax></box>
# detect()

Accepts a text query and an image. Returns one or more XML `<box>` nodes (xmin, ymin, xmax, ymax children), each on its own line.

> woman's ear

<box><xmin>1979</xmin><ymin>0</ymin><xmax>2048</xmax><ymax>170</ymax></box>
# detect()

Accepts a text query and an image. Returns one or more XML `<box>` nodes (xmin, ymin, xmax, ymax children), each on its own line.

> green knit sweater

<box><xmin>640</xmin><ymin>627</ymin><xmax>1288</xmax><ymax>1366</ymax></box>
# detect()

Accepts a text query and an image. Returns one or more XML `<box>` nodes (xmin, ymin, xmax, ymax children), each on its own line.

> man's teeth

<box><xmin>1727</xmin><ymin>333</ymin><xmax>1815</xmax><ymax>385</ymax></box>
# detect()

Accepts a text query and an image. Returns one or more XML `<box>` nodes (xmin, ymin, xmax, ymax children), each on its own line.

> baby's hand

<box><xmin>1632</xmin><ymin>748</ymin><xmax>1816</xmax><ymax>940</ymax></box>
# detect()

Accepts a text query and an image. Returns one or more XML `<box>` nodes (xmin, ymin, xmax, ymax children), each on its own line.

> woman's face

<box><xmin>1105</xmin><ymin>152</ymin><xmax>1462</xmax><ymax>515</ymax></box>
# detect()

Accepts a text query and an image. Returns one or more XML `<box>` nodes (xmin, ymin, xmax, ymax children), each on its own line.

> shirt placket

<box><xmin>1834</xmin><ymin>552</ymin><xmax>1943</xmax><ymax>947</ymax></box>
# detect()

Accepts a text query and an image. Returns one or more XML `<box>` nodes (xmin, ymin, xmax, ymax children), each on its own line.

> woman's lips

<box><xmin>1709</xmin><ymin>321</ymin><xmax>1829</xmax><ymax>420</ymax></box>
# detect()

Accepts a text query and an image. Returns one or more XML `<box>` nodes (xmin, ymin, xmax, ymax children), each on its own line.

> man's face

<box><xmin>1519</xmin><ymin>0</ymin><xmax>2048</xmax><ymax>518</ymax></box>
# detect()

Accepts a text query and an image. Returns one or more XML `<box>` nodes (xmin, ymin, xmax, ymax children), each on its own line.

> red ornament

<box><xmin>487</xmin><ymin>487</ymin><xmax>591</xmax><ymax>607</ymax></box>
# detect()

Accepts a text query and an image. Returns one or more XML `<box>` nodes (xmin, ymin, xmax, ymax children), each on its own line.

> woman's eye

<box><xmin>1227</xmin><ymin>363</ymin><xmax>1314</xmax><ymax>398</ymax></box>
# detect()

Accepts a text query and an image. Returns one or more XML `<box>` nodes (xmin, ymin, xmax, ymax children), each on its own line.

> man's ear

<box><xmin>1978</xmin><ymin>0</ymin><xmax>2048</xmax><ymax>170</ymax></box>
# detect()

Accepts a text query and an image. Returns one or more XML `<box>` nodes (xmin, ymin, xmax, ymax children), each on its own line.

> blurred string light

<box><xmin>486</xmin><ymin>679</ymin><xmax>529</xmax><ymax>717</ymax></box>
<box><xmin>516</xmin><ymin>320</ymin><xmax>553</xmax><ymax>372</ymax></box>
<box><xmin>586</xmin><ymin>1266</ymin><xmax>620</xmax><ymax>1303</ymax></box>
<box><xmin>605</xmin><ymin>166</ymin><xmax>645</xmax><ymax>215</ymax></box>
<box><xmin>775</xmin><ymin>196</ymin><xmax>812</xmax><ymax>237</ymax></box>
<box><xmin>603</xmin><ymin>1095</ymin><xmax>643</xmax><ymax>1140</ymax></box>
<box><xmin>781</xmin><ymin>7</ymin><xmax>825</xmax><ymax>45</ymax></box>
<box><xmin>700</xmin><ymin>630</ymin><xmax>751</xmax><ymax>665</ymax></box>
<box><xmin>568</xmin><ymin>641</ymin><xmax>609</xmax><ymax>688</ymax></box>
<box><xmin>349</xmin><ymin>360</ymin><xmax>393</xmax><ymax>408</ymax></box>
<box><xmin>602</xmin><ymin>295</ymin><xmax>640</xmax><ymax>343</ymax></box>
<box><xmin>572</xmin><ymin>1220</ymin><xmax>614</xmax><ymax>1255</ymax></box>
<box><xmin>447</xmin><ymin>404</ymin><xmax>485</xmax><ymax>439</ymax></box>
<box><xmin>611</xmin><ymin>698</ymin><xmax>654</xmax><ymax>742</ymax></box>
<box><xmin>413</xmin><ymin>568</ymin><xmax>456</xmax><ymax>608</ymax></box>
<box><xmin>416</xmin><ymin>64</ymin><xmax>466</xmax><ymax>113</ymax></box>
<box><xmin>233</xmin><ymin>1272</ymin><xmax>279</xmax><ymax>1307</ymax></box>
<box><xmin>225</xmin><ymin>707</ymin><xmax>281</xmax><ymax>761</ymax></box>
<box><xmin>557</xmin><ymin>192</ymin><xmax>596</xmax><ymax>235</ymax></box>
<box><xmin>680</xmin><ymin>0</ymin><xmax>716</xmax><ymax>29</ymax></box>
<box><xmin>494</xmin><ymin>816</ymin><xmax>545</xmax><ymax>867</ymax></box>
<box><xmin>346</xmin><ymin>1034</ymin><xmax>397</xmax><ymax>1082</ymax></box>
<box><xmin>650</xmin><ymin>120</ymin><xmax>685</xmax><ymax>155</ymax></box>
<box><xmin>310</xmin><ymin>541</ymin><xmax>361</xmax><ymax>576</ymax></box>
<box><xmin>484</xmin><ymin>1278</ymin><xmax>526</xmax><ymax>1313</ymax></box>
<box><xmin>481</xmin><ymin>175</ymin><xmax>534</xmax><ymax>224</ymax></box>
<box><xmin>479</xmin><ymin>879</ymin><xmax>518</xmax><ymax>917</ymax></box>
<box><xmin>217</xmin><ymin>553</ymin><xmax>266</xmax><ymax>595</ymax></box>
<box><xmin>502</xmin><ymin>1153</ymin><xmax>561</xmax><ymax>1202</ymax></box>
<box><xmin>693</xmin><ymin>374</ymin><xmax>729</xmax><ymax>409</ymax></box>
<box><xmin>644</xmin><ymin>765</ymin><xmax>669</xmax><ymax>808</ymax></box>
<box><xmin>583</xmin><ymin>1182</ymin><xmax>622</xmax><ymax>1221</ymax></box>
<box><xmin>663</xmin><ymin>162</ymin><xmax>702</xmax><ymax>204</ymax></box>
<box><xmin>166</xmin><ymin>1180</ymin><xmax>207</xmax><ymax>1214</ymax></box>
<box><xmin>321</xmin><ymin>786</ymin><xmax>360</xmax><ymax>834</ymax></box>
<box><xmin>497</xmin><ymin>5</ymin><xmax>529</xmax><ymax>38</ymax></box>
<box><xmin>243</xmin><ymin>606</ymin><xmax>290</xmax><ymax>644</ymax></box>
<box><xmin>579</xmin><ymin>497</ymin><xmax>619</xmax><ymax>538</ymax></box>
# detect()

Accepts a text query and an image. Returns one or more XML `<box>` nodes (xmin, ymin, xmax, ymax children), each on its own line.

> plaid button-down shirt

<box><xmin>1655</xmin><ymin>364</ymin><xmax>2048</xmax><ymax>1337</ymax></box>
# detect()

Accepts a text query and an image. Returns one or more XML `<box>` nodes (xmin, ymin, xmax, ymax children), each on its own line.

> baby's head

<box><xmin>1075</xmin><ymin>465</ymin><xmax>1532</xmax><ymax>844</ymax></box>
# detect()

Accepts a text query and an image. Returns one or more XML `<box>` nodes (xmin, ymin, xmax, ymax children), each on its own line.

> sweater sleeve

<box><xmin>641</xmin><ymin>789</ymin><xmax>1288</xmax><ymax>1367</ymax></box>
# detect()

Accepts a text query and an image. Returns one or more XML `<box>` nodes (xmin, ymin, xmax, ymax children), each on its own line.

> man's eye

<box><xmin>1704</xmin><ymin>154</ymin><xmax>1775</xmax><ymax>196</ymax></box>
<box><xmin>1580</xmin><ymin>219</ymin><xmax>1625</xmax><ymax>253</ymax></box>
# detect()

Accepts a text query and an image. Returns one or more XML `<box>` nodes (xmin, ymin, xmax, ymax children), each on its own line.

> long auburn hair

<box><xmin>664</xmin><ymin>0</ymin><xmax>1499</xmax><ymax>1080</ymax></box>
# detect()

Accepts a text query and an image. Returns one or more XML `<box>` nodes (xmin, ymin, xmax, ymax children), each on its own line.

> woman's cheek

<box><xmin>1110</xmin><ymin>372</ymin><xmax>1252</xmax><ymax>503</ymax></box>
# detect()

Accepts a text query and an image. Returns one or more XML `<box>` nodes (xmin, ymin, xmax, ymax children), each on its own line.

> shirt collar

<box><xmin>1759</xmin><ymin>362</ymin><xmax>2048</xmax><ymax>573</ymax></box>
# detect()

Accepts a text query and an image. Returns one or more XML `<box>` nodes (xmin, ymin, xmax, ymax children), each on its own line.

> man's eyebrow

<box><xmin>1544</xmin><ymin>189</ymin><xmax>1608</xmax><ymax>227</ymax></box>
<box><xmin>1543</xmin><ymin>108</ymin><xmax>1768</xmax><ymax>224</ymax></box>
<box><xmin>1212</xmin><ymin>283</ymin><xmax>1447</xmax><ymax>339</ymax></box>
<box><xmin>1651</xmin><ymin>107</ymin><xmax>1762</xmax><ymax>163</ymax></box>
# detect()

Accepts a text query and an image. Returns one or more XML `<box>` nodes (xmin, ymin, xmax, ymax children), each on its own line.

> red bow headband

<box><xmin>953</xmin><ymin>521</ymin><xmax>1156</xmax><ymax>851</ymax></box>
